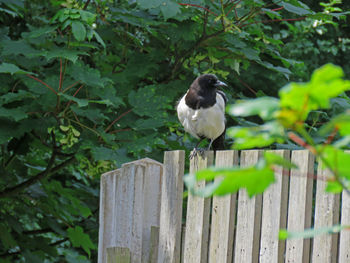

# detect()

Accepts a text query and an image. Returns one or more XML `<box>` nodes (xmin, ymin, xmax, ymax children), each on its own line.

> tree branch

<box><xmin>0</xmin><ymin>155</ymin><xmax>75</xmax><ymax>198</ymax></box>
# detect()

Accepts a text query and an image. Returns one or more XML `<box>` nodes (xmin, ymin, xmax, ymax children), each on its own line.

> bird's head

<box><xmin>197</xmin><ymin>74</ymin><xmax>227</xmax><ymax>90</ymax></box>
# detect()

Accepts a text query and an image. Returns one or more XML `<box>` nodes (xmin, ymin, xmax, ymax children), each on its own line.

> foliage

<box><xmin>0</xmin><ymin>0</ymin><xmax>349</xmax><ymax>261</ymax></box>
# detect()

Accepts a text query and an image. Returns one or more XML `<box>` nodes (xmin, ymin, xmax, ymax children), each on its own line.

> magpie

<box><xmin>177</xmin><ymin>74</ymin><xmax>227</xmax><ymax>158</ymax></box>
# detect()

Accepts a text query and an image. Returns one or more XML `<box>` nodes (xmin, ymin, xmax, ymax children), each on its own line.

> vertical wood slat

<box><xmin>285</xmin><ymin>150</ymin><xmax>315</xmax><ymax>263</ymax></box>
<box><xmin>98</xmin><ymin>169</ymin><xmax>120</xmax><ymax>263</ymax></box>
<box><xmin>157</xmin><ymin>151</ymin><xmax>185</xmax><ymax>263</ymax></box>
<box><xmin>339</xmin><ymin>189</ymin><xmax>350</xmax><ymax>262</ymax></box>
<box><xmin>259</xmin><ymin>150</ymin><xmax>290</xmax><ymax>263</ymax></box>
<box><xmin>234</xmin><ymin>150</ymin><xmax>263</xmax><ymax>263</ymax></box>
<box><xmin>208</xmin><ymin>150</ymin><xmax>238</xmax><ymax>263</ymax></box>
<box><xmin>107</xmin><ymin>247</ymin><xmax>131</xmax><ymax>263</ymax></box>
<box><xmin>183</xmin><ymin>151</ymin><xmax>214</xmax><ymax>263</ymax></box>
<box><xmin>312</xmin><ymin>163</ymin><xmax>340</xmax><ymax>263</ymax></box>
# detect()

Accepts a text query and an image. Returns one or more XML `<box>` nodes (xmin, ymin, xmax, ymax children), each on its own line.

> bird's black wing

<box><xmin>212</xmin><ymin>90</ymin><xmax>227</xmax><ymax>151</ymax></box>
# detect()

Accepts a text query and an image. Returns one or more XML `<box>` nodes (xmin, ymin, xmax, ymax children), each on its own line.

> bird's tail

<box><xmin>212</xmin><ymin>130</ymin><xmax>225</xmax><ymax>150</ymax></box>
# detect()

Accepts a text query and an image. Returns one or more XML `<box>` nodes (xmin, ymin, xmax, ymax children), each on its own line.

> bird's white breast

<box><xmin>177</xmin><ymin>91</ymin><xmax>226</xmax><ymax>140</ymax></box>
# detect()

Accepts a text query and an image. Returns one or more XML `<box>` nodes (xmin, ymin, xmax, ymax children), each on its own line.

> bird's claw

<box><xmin>189</xmin><ymin>148</ymin><xmax>205</xmax><ymax>160</ymax></box>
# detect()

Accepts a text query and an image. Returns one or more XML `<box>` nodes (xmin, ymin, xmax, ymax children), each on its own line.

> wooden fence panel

<box><xmin>312</xmin><ymin>163</ymin><xmax>340</xmax><ymax>263</ymax></box>
<box><xmin>234</xmin><ymin>150</ymin><xmax>263</xmax><ymax>263</ymax></box>
<box><xmin>157</xmin><ymin>151</ymin><xmax>185</xmax><ymax>263</ymax></box>
<box><xmin>98</xmin><ymin>169</ymin><xmax>120</xmax><ymax>263</ymax></box>
<box><xmin>208</xmin><ymin>150</ymin><xmax>239</xmax><ymax>263</ymax></box>
<box><xmin>285</xmin><ymin>150</ymin><xmax>315</xmax><ymax>263</ymax></box>
<box><xmin>183</xmin><ymin>151</ymin><xmax>214</xmax><ymax>263</ymax></box>
<box><xmin>259</xmin><ymin>150</ymin><xmax>290</xmax><ymax>263</ymax></box>
<box><xmin>339</xmin><ymin>189</ymin><xmax>350</xmax><ymax>262</ymax></box>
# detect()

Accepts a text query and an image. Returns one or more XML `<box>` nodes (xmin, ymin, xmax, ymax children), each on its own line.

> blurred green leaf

<box><xmin>279</xmin><ymin>225</ymin><xmax>347</xmax><ymax>240</ymax></box>
<box><xmin>228</xmin><ymin>97</ymin><xmax>280</xmax><ymax>120</ymax></box>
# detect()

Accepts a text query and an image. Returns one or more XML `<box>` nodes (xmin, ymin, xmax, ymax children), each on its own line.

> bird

<box><xmin>177</xmin><ymin>74</ymin><xmax>227</xmax><ymax>159</ymax></box>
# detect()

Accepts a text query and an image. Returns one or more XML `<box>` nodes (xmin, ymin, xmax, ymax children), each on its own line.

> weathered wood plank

<box><xmin>338</xmin><ymin>189</ymin><xmax>350</xmax><ymax>262</ymax></box>
<box><xmin>183</xmin><ymin>151</ymin><xmax>214</xmax><ymax>263</ymax></box>
<box><xmin>259</xmin><ymin>150</ymin><xmax>290</xmax><ymax>263</ymax></box>
<box><xmin>208</xmin><ymin>150</ymin><xmax>238</xmax><ymax>263</ymax></box>
<box><xmin>157</xmin><ymin>150</ymin><xmax>185</xmax><ymax>263</ymax></box>
<box><xmin>285</xmin><ymin>150</ymin><xmax>315</xmax><ymax>263</ymax></box>
<box><xmin>234</xmin><ymin>150</ymin><xmax>263</xmax><ymax>263</ymax></box>
<box><xmin>149</xmin><ymin>226</ymin><xmax>160</xmax><ymax>263</ymax></box>
<box><xmin>139</xmin><ymin>159</ymin><xmax>163</xmax><ymax>262</ymax></box>
<box><xmin>312</xmin><ymin>163</ymin><xmax>340</xmax><ymax>263</ymax></box>
<box><xmin>107</xmin><ymin>247</ymin><xmax>131</xmax><ymax>263</ymax></box>
<box><xmin>98</xmin><ymin>169</ymin><xmax>120</xmax><ymax>263</ymax></box>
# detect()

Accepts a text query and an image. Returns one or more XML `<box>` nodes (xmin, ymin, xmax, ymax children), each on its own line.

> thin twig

<box><xmin>26</xmin><ymin>74</ymin><xmax>57</xmax><ymax>95</ymax></box>
<box><xmin>105</xmin><ymin>109</ymin><xmax>133</xmax><ymax>133</ymax></box>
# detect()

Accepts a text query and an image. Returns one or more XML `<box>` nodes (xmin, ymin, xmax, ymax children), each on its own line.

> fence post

<box><xmin>157</xmin><ymin>150</ymin><xmax>185</xmax><ymax>263</ymax></box>
<box><xmin>183</xmin><ymin>151</ymin><xmax>214</xmax><ymax>263</ymax></box>
<box><xmin>285</xmin><ymin>150</ymin><xmax>315</xmax><ymax>263</ymax></box>
<box><xmin>208</xmin><ymin>150</ymin><xmax>238</xmax><ymax>263</ymax></box>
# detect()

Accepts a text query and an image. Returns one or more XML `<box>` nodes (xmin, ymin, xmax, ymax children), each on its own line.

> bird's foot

<box><xmin>189</xmin><ymin>148</ymin><xmax>205</xmax><ymax>160</ymax></box>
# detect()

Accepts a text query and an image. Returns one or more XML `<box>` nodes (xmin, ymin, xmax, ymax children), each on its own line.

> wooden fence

<box><xmin>98</xmin><ymin>150</ymin><xmax>350</xmax><ymax>263</ymax></box>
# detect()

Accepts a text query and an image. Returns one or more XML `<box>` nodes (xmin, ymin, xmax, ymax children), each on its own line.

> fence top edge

<box><xmin>101</xmin><ymin>168</ymin><xmax>122</xmax><ymax>177</ymax></box>
<box><xmin>121</xmin><ymin>157</ymin><xmax>163</xmax><ymax>167</ymax></box>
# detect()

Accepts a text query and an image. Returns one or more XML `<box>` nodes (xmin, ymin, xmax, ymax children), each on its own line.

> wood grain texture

<box><xmin>208</xmin><ymin>150</ymin><xmax>238</xmax><ymax>263</ymax></box>
<box><xmin>157</xmin><ymin>151</ymin><xmax>185</xmax><ymax>263</ymax></box>
<box><xmin>98</xmin><ymin>169</ymin><xmax>120</xmax><ymax>263</ymax></box>
<box><xmin>234</xmin><ymin>150</ymin><xmax>263</xmax><ymax>263</ymax></box>
<box><xmin>183</xmin><ymin>151</ymin><xmax>214</xmax><ymax>263</ymax></box>
<box><xmin>259</xmin><ymin>150</ymin><xmax>290</xmax><ymax>263</ymax></box>
<box><xmin>312</xmin><ymin>162</ymin><xmax>340</xmax><ymax>263</ymax></box>
<box><xmin>285</xmin><ymin>150</ymin><xmax>315</xmax><ymax>263</ymax></box>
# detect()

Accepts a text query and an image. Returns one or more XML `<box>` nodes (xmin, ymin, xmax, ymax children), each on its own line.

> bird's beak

<box><xmin>215</xmin><ymin>80</ymin><xmax>227</xmax><ymax>87</ymax></box>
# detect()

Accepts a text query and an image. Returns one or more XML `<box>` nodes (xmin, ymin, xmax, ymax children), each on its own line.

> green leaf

<box><xmin>71</xmin><ymin>21</ymin><xmax>86</xmax><ymax>42</ymax></box>
<box><xmin>78</xmin><ymin>10</ymin><xmax>96</xmax><ymax>25</ymax></box>
<box><xmin>318</xmin><ymin>145</ymin><xmax>350</xmax><ymax>181</ymax></box>
<box><xmin>279</xmin><ymin>225</ymin><xmax>347</xmax><ymax>240</ymax></box>
<box><xmin>228</xmin><ymin>97</ymin><xmax>280</xmax><ymax>120</ymax></box>
<box><xmin>281</xmin><ymin>2</ymin><xmax>312</xmax><ymax>15</ymax></box>
<box><xmin>60</xmin><ymin>93</ymin><xmax>89</xmax><ymax>107</ymax></box>
<box><xmin>67</xmin><ymin>226</ymin><xmax>95</xmax><ymax>257</ymax></box>
<box><xmin>25</xmin><ymin>25</ymin><xmax>57</xmax><ymax>38</ymax></box>
<box><xmin>0</xmin><ymin>107</ymin><xmax>28</xmax><ymax>121</ymax></box>
<box><xmin>160</xmin><ymin>1</ymin><xmax>181</xmax><ymax>20</ymax></box>
<box><xmin>137</xmin><ymin>0</ymin><xmax>162</xmax><ymax>9</ymax></box>
<box><xmin>227</xmin><ymin>121</ymin><xmax>285</xmax><ymax>150</ymax></box>
<box><xmin>185</xmin><ymin>163</ymin><xmax>275</xmax><ymax>197</ymax></box>
<box><xmin>325</xmin><ymin>181</ymin><xmax>343</xmax><ymax>193</ymax></box>
<box><xmin>45</xmin><ymin>49</ymin><xmax>88</xmax><ymax>63</ymax></box>
<box><xmin>264</xmin><ymin>152</ymin><xmax>297</xmax><ymax>169</ymax></box>
<box><xmin>0</xmin><ymin>63</ymin><xmax>32</xmax><ymax>75</ymax></box>
<box><xmin>93</xmin><ymin>30</ymin><xmax>106</xmax><ymax>48</ymax></box>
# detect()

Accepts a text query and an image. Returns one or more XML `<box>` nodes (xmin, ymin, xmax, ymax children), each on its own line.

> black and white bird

<box><xmin>177</xmin><ymin>74</ymin><xmax>227</xmax><ymax>158</ymax></box>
